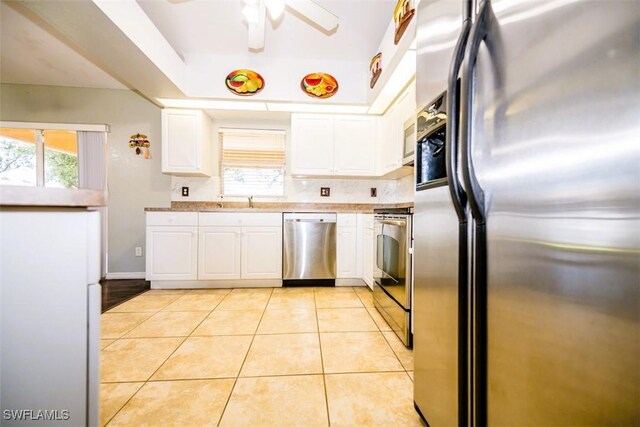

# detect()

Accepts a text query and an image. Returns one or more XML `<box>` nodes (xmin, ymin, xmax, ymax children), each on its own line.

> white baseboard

<box><xmin>105</xmin><ymin>272</ymin><xmax>146</xmax><ymax>280</ymax></box>
<box><xmin>336</xmin><ymin>278</ymin><xmax>367</xmax><ymax>286</ymax></box>
<box><xmin>150</xmin><ymin>279</ymin><xmax>281</xmax><ymax>289</ymax></box>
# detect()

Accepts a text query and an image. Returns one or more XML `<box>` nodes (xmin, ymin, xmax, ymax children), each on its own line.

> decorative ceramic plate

<box><xmin>300</xmin><ymin>73</ymin><xmax>339</xmax><ymax>99</ymax></box>
<box><xmin>369</xmin><ymin>53</ymin><xmax>382</xmax><ymax>89</ymax></box>
<box><xmin>225</xmin><ymin>69</ymin><xmax>265</xmax><ymax>96</ymax></box>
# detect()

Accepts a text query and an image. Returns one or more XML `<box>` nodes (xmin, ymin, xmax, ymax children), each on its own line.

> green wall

<box><xmin>0</xmin><ymin>83</ymin><xmax>172</xmax><ymax>274</ymax></box>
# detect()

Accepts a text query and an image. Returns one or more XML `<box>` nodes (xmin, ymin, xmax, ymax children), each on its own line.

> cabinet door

<box><xmin>198</xmin><ymin>226</ymin><xmax>241</xmax><ymax>280</ymax></box>
<box><xmin>333</xmin><ymin>115</ymin><xmax>376</xmax><ymax>176</ymax></box>
<box><xmin>291</xmin><ymin>114</ymin><xmax>335</xmax><ymax>175</ymax></box>
<box><xmin>241</xmin><ymin>226</ymin><xmax>283</xmax><ymax>279</ymax></box>
<box><xmin>382</xmin><ymin>104</ymin><xmax>401</xmax><ymax>172</ymax></box>
<box><xmin>161</xmin><ymin>109</ymin><xmax>212</xmax><ymax>176</ymax></box>
<box><xmin>337</xmin><ymin>226</ymin><xmax>358</xmax><ymax>278</ymax></box>
<box><xmin>162</xmin><ymin>109</ymin><xmax>200</xmax><ymax>174</ymax></box>
<box><xmin>397</xmin><ymin>81</ymin><xmax>417</xmax><ymax>125</ymax></box>
<box><xmin>363</xmin><ymin>227</ymin><xmax>374</xmax><ymax>289</ymax></box>
<box><xmin>146</xmin><ymin>226</ymin><xmax>198</xmax><ymax>280</ymax></box>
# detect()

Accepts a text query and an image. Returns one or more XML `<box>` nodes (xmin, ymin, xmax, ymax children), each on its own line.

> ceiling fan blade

<box><xmin>284</xmin><ymin>0</ymin><xmax>339</xmax><ymax>31</ymax></box>
<box><xmin>247</xmin><ymin>1</ymin><xmax>266</xmax><ymax>50</ymax></box>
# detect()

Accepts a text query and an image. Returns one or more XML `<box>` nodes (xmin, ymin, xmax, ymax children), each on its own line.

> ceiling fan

<box><xmin>242</xmin><ymin>0</ymin><xmax>339</xmax><ymax>50</ymax></box>
<box><xmin>167</xmin><ymin>0</ymin><xmax>339</xmax><ymax>50</ymax></box>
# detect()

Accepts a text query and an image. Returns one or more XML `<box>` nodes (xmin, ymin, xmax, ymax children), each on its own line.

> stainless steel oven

<box><xmin>373</xmin><ymin>207</ymin><xmax>413</xmax><ymax>346</ymax></box>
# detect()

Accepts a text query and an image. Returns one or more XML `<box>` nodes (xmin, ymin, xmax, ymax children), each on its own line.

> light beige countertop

<box><xmin>145</xmin><ymin>201</ymin><xmax>413</xmax><ymax>213</ymax></box>
<box><xmin>0</xmin><ymin>186</ymin><xmax>106</xmax><ymax>208</ymax></box>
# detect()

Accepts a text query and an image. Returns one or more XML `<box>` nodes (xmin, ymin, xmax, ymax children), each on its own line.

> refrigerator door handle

<box><xmin>460</xmin><ymin>0</ymin><xmax>493</xmax><ymax>225</ymax></box>
<box><xmin>446</xmin><ymin>17</ymin><xmax>472</xmax><ymax>223</ymax></box>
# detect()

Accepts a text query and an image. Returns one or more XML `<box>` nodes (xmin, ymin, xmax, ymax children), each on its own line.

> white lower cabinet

<box><xmin>337</xmin><ymin>214</ymin><xmax>358</xmax><ymax>279</ymax></box>
<box><xmin>363</xmin><ymin>226</ymin><xmax>374</xmax><ymax>288</ymax></box>
<box><xmin>146</xmin><ymin>226</ymin><xmax>198</xmax><ymax>280</ymax></box>
<box><xmin>198</xmin><ymin>226</ymin><xmax>241</xmax><ymax>279</ymax></box>
<box><xmin>241</xmin><ymin>226</ymin><xmax>283</xmax><ymax>279</ymax></box>
<box><xmin>146</xmin><ymin>212</ymin><xmax>283</xmax><ymax>282</ymax></box>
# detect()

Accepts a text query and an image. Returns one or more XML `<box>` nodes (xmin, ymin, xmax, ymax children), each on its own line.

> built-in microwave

<box><xmin>402</xmin><ymin>118</ymin><xmax>416</xmax><ymax>166</ymax></box>
<box><xmin>416</xmin><ymin>90</ymin><xmax>448</xmax><ymax>190</ymax></box>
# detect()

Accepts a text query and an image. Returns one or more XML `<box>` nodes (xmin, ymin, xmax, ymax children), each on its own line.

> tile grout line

<box><xmin>105</xmin><ymin>334</ymin><xmax>189</xmax><ymax>425</ymax></box>
<box><xmin>216</xmin><ymin>287</ymin><xmax>274</xmax><ymax>427</ymax></box>
<box><xmin>314</xmin><ymin>290</ymin><xmax>332</xmax><ymax>427</ymax></box>
<box><xmin>356</xmin><ymin>288</ymin><xmax>411</xmax><ymax>372</ymax></box>
<box><xmin>102</xmin><ymin>290</ymin><xmax>230</xmax><ymax>425</ymax></box>
<box><xmin>100</xmin><ymin>367</ymin><xmax>409</xmax><ymax>386</ymax></box>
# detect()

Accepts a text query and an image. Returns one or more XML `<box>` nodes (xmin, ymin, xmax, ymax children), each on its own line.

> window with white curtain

<box><xmin>219</xmin><ymin>128</ymin><xmax>286</xmax><ymax>197</ymax></box>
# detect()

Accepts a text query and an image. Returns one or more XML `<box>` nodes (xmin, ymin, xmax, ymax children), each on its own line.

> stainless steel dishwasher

<box><xmin>283</xmin><ymin>213</ymin><xmax>336</xmax><ymax>285</ymax></box>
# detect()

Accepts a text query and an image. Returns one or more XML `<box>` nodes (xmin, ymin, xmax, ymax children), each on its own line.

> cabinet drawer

<box><xmin>199</xmin><ymin>212</ymin><xmax>282</xmax><ymax>227</ymax></box>
<box><xmin>146</xmin><ymin>212</ymin><xmax>198</xmax><ymax>226</ymax></box>
<box><xmin>337</xmin><ymin>213</ymin><xmax>357</xmax><ymax>228</ymax></box>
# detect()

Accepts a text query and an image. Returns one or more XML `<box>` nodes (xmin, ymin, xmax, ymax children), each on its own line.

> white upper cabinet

<box><xmin>291</xmin><ymin>114</ymin><xmax>377</xmax><ymax>177</ymax></box>
<box><xmin>161</xmin><ymin>109</ymin><xmax>213</xmax><ymax>176</ymax></box>
<box><xmin>333</xmin><ymin>115</ymin><xmax>377</xmax><ymax>176</ymax></box>
<box><xmin>397</xmin><ymin>80</ymin><xmax>417</xmax><ymax>129</ymax></box>
<box><xmin>291</xmin><ymin>114</ymin><xmax>334</xmax><ymax>175</ymax></box>
<box><xmin>379</xmin><ymin>80</ymin><xmax>417</xmax><ymax>175</ymax></box>
<box><xmin>381</xmin><ymin>102</ymin><xmax>401</xmax><ymax>173</ymax></box>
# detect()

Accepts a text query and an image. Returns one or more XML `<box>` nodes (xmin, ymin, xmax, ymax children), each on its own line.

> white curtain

<box><xmin>78</xmin><ymin>131</ymin><xmax>107</xmax><ymax>278</ymax></box>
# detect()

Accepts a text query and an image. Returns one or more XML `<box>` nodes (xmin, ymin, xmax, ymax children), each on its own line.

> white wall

<box><xmin>0</xmin><ymin>83</ymin><xmax>171</xmax><ymax>275</ymax></box>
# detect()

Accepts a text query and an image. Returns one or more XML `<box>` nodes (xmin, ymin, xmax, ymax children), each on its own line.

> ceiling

<box><xmin>0</xmin><ymin>2</ymin><xmax>127</xmax><ymax>90</ymax></box>
<box><xmin>137</xmin><ymin>0</ymin><xmax>395</xmax><ymax>62</ymax></box>
<box><xmin>0</xmin><ymin>0</ymin><xmax>412</xmax><ymax>111</ymax></box>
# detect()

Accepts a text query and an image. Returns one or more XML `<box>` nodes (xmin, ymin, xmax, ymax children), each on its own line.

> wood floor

<box><xmin>101</xmin><ymin>279</ymin><xmax>150</xmax><ymax>313</ymax></box>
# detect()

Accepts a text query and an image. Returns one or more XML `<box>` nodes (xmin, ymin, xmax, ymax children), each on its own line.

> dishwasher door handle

<box><xmin>285</xmin><ymin>219</ymin><xmax>333</xmax><ymax>223</ymax></box>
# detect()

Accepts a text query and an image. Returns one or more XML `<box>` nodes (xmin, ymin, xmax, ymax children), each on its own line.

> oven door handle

<box><xmin>379</xmin><ymin>220</ymin><xmax>407</xmax><ymax>227</ymax></box>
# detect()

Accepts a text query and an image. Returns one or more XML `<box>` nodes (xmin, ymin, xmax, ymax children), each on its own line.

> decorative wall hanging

<box><xmin>225</xmin><ymin>69</ymin><xmax>265</xmax><ymax>96</ymax></box>
<box><xmin>300</xmin><ymin>73</ymin><xmax>339</xmax><ymax>99</ymax></box>
<box><xmin>393</xmin><ymin>0</ymin><xmax>415</xmax><ymax>45</ymax></box>
<box><xmin>370</xmin><ymin>53</ymin><xmax>382</xmax><ymax>88</ymax></box>
<box><xmin>129</xmin><ymin>133</ymin><xmax>151</xmax><ymax>159</ymax></box>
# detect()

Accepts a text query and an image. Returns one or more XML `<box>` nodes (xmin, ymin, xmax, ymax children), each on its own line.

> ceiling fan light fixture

<box><xmin>265</xmin><ymin>0</ymin><xmax>285</xmax><ymax>20</ymax></box>
<box><xmin>241</xmin><ymin>0</ymin><xmax>260</xmax><ymax>24</ymax></box>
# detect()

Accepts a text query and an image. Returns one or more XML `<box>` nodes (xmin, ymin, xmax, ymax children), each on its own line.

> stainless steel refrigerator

<box><xmin>413</xmin><ymin>0</ymin><xmax>640</xmax><ymax>426</ymax></box>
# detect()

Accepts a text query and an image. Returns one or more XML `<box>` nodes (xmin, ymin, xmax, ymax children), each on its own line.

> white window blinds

<box><xmin>219</xmin><ymin>128</ymin><xmax>286</xmax><ymax>197</ymax></box>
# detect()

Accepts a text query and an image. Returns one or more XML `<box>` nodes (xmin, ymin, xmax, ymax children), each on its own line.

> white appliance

<box><xmin>0</xmin><ymin>209</ymin><xmax>101</xmax><ymax>427</ymax></box>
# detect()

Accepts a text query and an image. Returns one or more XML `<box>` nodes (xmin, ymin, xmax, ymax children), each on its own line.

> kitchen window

<box><xmin>219</xmin><ymin>128</ymin><xmax>286</xmax><ymax>197</ymax></box>
<box><xmin>0</xmin><ymin>127</ymin><xmax>79</xmax><ymax>188</ymax></box>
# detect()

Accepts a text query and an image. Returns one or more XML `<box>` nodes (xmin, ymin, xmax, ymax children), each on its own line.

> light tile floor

<box><xmin>100</xmin><ymin>286</ymin><xmax>424</xmax><ymax>426</ymax></box>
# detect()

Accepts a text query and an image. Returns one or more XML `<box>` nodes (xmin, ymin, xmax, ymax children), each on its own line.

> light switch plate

<box><xmin>370</xmin><ymin>188</ymin><xmax>377</xmax><ymax>197</ymax></box>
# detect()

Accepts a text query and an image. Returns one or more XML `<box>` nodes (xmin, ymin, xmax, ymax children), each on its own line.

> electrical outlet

<box><xmin>181</xmin><ymin>187</ymin><xmax>189</xmax><ymax>197</ymax></box>
<box><xmin>135</xmin><ymin>247</ymin><xmax>143</xmax><ymax>257</ymax></box>
<box><xmin>320</xmin><ymin>187</ymin><xmax>330</xmax><ymax>197</ymax></box>
<box><xmin>370</xmin><ymin>187</ymin><xmax>377</xmax><ymax>197</ymax></box>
